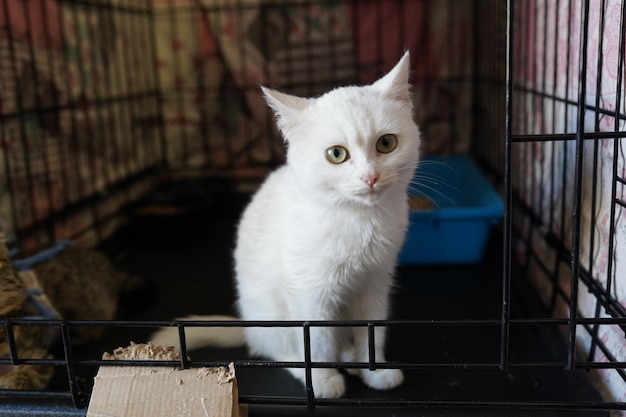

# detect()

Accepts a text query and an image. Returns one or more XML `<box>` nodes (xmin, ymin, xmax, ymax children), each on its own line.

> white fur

<box><xmin>151</xmin><ymin>52</ymin><xmax>420</xmax><ymax>399</ymax></box>
<box><xmin>150</xmin><ymin>315</ymin><xmax>245</xmax><ymax>350</ymax></box>
<box><xmin>236</xmin><ymin>52</ymin><xmax>419</xmax><ymax>398</ymax></box>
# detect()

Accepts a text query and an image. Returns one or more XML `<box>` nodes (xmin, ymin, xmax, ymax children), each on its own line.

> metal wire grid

<box><xmin>0</xmin><ymin>0</ymin><xmax>624</xmax><ymax>415</ymax></box>
<box><xmin>0</xmin><ymin>0</ymin><xmax>163</xmax><ymax>248</ymax></box>
<box><xmin>2</xmin><ymin>317</ymin><xmax>626</xmax><ymax>413</ymax></box>
<box><xmin>501</xmin><ymin>0</ymin><xmax>626</xmax><ymax>396</ymax></box>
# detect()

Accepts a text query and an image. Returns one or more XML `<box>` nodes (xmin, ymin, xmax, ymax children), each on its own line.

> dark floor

<box><xmin>0</xmin><ymin>179</ymin><xmax>609</xmax><ymax>416</ymax></box>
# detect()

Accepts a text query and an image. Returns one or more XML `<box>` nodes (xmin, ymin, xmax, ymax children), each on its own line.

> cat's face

<box><xmin>263</xmin><ymin>52</ymin><xmax>420</xmax><ymax>206</ymax></box>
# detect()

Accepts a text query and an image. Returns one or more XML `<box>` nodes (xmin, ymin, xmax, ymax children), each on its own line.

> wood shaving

<box><xmin>196</xmin><ymin>363</ymin><xmax>235</xmax><ymax>385</ymax></box>
<box><xmin>102</xmin><ymin>342</ymin><xmax>181</xmax><ymax>361</ymax></box>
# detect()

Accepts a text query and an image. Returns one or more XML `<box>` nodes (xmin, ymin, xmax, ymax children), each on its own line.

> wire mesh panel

<box><xmin>504</xmin><ymin>0</ymin><xmax>626</xmax><ymax>406</ymax></box>
<box><xmin>0</xmin><ymin>0</ymin><xmax>163</xmax><ymax>250</ymax></box>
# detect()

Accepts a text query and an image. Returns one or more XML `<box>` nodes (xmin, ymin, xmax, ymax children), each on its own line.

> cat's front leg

<box><xmin>308</xmin><ymin>325</ymin><xmax>346</xmax><ymax>398</ymax></box>
<box><xmin>287</xmin><ymin>305</ymin><xmax>346</xmax><ymax>398</ymax></box>
<box><xmin>346</xmin><ymin>277</ymin><xmax>404</xmax><ymax>392</ymax></box>
<box><xmin>354</xmin><ymin>328</ymin><xmax>404</xmax><ymax>392</ymax></box>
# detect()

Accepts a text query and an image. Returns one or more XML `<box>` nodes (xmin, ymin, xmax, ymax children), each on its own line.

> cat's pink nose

<box><xmin>363</xmin><ymin>174</ymin><xmax>379</xmax><ymax>188</ymax></box>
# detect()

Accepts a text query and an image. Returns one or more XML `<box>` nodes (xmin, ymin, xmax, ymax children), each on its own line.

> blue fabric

<box><xmin>11</xmin><ymin>240</ymin><xmax>75</xmax><ymax>271</ymax></box>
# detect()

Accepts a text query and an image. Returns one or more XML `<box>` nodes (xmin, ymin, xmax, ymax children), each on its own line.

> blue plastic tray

<box><xmin>398</xmin><ymin>155</ymin><xmax>504</xmax><ymax>264</ymax></box>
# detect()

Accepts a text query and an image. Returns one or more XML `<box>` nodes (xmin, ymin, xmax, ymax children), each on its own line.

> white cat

<box><xmin>152</xmin><ymin>52</ymin><xmax>420</xmax><ymax>398</ymax></box>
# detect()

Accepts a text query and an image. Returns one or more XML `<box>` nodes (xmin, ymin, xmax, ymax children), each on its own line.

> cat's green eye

<box><xmin>376</xmin><ymin>134</ymin><xmax>397</xmax><ymax>154</ymax></box>
<box><xmin>326</xmin><ymin>146</ymin><xmax>349</xmax><ymax>164</ymax></box>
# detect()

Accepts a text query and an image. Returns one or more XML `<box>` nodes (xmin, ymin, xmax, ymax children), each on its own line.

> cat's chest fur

<box><xmin>278</xmin><ymin>167</ymin><xmax>408</xmax><ymax>282</ymax></box>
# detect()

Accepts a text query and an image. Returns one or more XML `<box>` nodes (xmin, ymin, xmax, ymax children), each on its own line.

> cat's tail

<box><xmin>150</xmin><ymin>315</ymin><xmax>246</xmax><ymax>351</ymax></box>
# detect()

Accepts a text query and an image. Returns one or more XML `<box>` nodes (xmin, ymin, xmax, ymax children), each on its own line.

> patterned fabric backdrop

<box><xmin>0</xmin><ymin>0</ymin><xmax>475</xmax><ymax>248</ymax></box>
<box><xmin>0</xmin><ymin>0</ymin><xmax>161</xmax><ymax>249</ymax></box>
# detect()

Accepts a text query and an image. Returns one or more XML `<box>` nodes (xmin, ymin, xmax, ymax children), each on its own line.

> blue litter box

<box><xmin>398</xmin><ymin>155</ymin><xmax>504</xmax><ymax>264</ymax></box>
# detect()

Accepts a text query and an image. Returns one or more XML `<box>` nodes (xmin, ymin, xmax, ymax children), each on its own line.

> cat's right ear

<box><xmin>371</xmin><ymin>51</ymin><xmax>412</xmax><ymax>104</ymax></box>
<box><xmin>261</xmin><ymin>86</ymin><xmax>310</xmax><ymax>141</ymax></box>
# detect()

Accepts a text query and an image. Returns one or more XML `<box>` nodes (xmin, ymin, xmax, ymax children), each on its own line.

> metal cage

<box><xmin>1</xmin><ymin>0</ymin><xmax>625</xmax><ymax>415</ymax></box>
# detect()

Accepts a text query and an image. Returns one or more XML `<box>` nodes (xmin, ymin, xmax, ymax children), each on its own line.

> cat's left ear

<box><xmin>261</xmin><ymin>86</ymin><xmax>311</xmax><ymax>141</ymax></box>
<box><xmin>371</xmin><ymin>51</ymin><xmax>412</xmax><ymax>103</ymax></box>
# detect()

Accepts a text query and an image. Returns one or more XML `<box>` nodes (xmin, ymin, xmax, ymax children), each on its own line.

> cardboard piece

<box><xmin>87</xmin><ymin>343</ymin><xmax>246</xmax><ymax>417</ymax></box>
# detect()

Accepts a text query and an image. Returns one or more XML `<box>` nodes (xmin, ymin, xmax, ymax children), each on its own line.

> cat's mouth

<box><xmin>352</xmin><ymin>184</ymin><xmax>385</xmax><ymax>201</ymax></box>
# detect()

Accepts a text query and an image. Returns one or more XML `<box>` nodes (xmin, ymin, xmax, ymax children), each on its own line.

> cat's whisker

<box><xmin>411</xmin><ymin>164</ymin><xmax>465</xmax><ymax>198</ymax></box>
<box><xmin>415</xmin><ymin>159</ymin><xmax>448</xmax><ymax>167</ymax></box>
<box><xmin>412</xmin><ymin>174</ymin><xmax>461</xmax><ymax>195</ymax></box>
<box><xmin>408</xmin><ymin>180</ymin><xmax>458</xmax><ymax>206</ymax></box>
<box><xmin>407</xmin><ymin>187</ymin><xmax>440</xmax><ymax>208</ymax></box>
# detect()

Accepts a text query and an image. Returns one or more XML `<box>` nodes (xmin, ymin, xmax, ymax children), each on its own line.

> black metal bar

<box><xmin>148</xmin><ymin>1</ymin><xmax>168</xmax><ymax>170</ymax></box>
<box><xmin>554</xmin><ymin>0</ymin><xmax>574</xmax><ymax>319</ymax></box>
<box><xmin>511</xmin><ymin>83</ymin><xmax>626</xmax><ymax>121</ymax></box>
<box><xmin>537</xmin><ymin>0</ymin><xmax>549</xmax><ymax>219</ymax></box>
<box><xmin>5</xmin><ymin>316</ymin><xmax>626</xmax><ymax>329</ymax></box>
<box><xmin>397</xmin><ymin>0</ymin><xmax>405</xmax><ymax>61</ymax></box>
<box><xmin>470</xmin><ymin>0</ymin><xmax>479</xmax><ymax>157</ymax></box>
<box><xmin>236</xmin><ymin>0</ymin><xmax>253</xmax><ymax>167</ymax></box>
<box><xmin>4</xmin><ymin>322</ymin><xmax>18</xmax><ymax>364</ymax></box>
<box><xmin>67</xmin><ymin>3</ymin><xmax>99</xmax><ymax>230</ymax></box>
<box><xmin>244</xmin><ymin>398</ymin><xmax>626</xmax><ymax>411</ymax></box>
<box><xmin>0</xmin><ymin>391</ymin><xmax>624</xmax><ymax>413</ymax></box>
<box><xmin>367</xmin><ymin>322</ymin><xmax>376</xmax><ymax>371</ymax></box>
<box><xmin>548</xmin><ymin>0</ymin><xmax>560</xmax><ymax>240</ymax></box>
<box><xmin>0</xmin><ymin>89</ymin><xmax>166</xmax><ymax>122</ymax></box>
<box><xmin>605</xmin><ymin>0</ymin><xmax>626</xmax><ymax>314</ymax></box>
<box><xmin>500</xmin><ymin>0</ymin><xmax>514</xmax><ymax>371</ymax></box>
<box><xmin>168</xmin><ymin>1</ymin><xmax>190</xmax><ymax>162</ymax></box>
<box><xmin>375</xmin><ymin>0</ymin><xmax>383</xmax><ymax>78</ymax></box>
<box><xmin>517</xmin><ymin>0</ymin><xmax>535</xmax><ymax>283</ymax></box>
<box><xmin>257</xmin><ymin>0</ymin><xmax>277</xmax><ymax>167</ymax></box>
<box><xmin>526</xmin><ymin>0</ymin><xmax>537</xmax><ymax>207</ymax></box>
<box><xmin>512</xmin><ymin>130</ymin><xmax>626</xmax><ymax>142</ymax></box>
<box><xmin>60</xmin><ymin>322</ymin><xmax>85</xmax><ymax>409</ymax></box>
<box><xmin>0</xmin><ymin>113</ymin><xmax>20</xmax><ymax>237</ymax></box>
<box><xmin>303</xmin><ymin>322</ymin><xmax>315</xmax><ymax>414</ymax></box>
<box><xmin>99</xmin><ymin>3</ymin><xmax>126</xmax><ymax>197</ymax></box>
<box><xmin>45</xmin><ymin>0</ymin><xmax>150</xmax><ymax>14</ymax></box>
<box><xmin>18</xmin><ymin>357</ymin><xmax>626</xmax><ymax>372</ymax></box>
<box><xmin>3</xmin><ymin>351</ymin><xmax>626</xmax><ymax>374</ymax></box>
<box><xmin>0</xmin><ymin>357</ymin><xmax>65</xmax><ymax>367</ymax></box>
<box><xmin>23</xmin><ymin>0</ymin><xmax>56</xmax><ymax>243</ymax></box>
<box><xmin>90</xmin><ymin>3</ymin><xmax>114</xmax><ymax>195</ymax></box>
<box><xmin>616</xmin><ymin>198</ymin><xmax>626</xmax><ymax>209</ymax></box>
<box><xmin>177</xmin><ymin>325</ymin><xmax>189</xmax><ymax>369</ymax></box>
<box><xmin>2</xmin><ymin>0</ymin><xmax>40</xmax><ymax>236</ymax></box>
<box><xmin>211</xmin><ymin>0</ymin><xmax>236</xmax><ymax>167</ymax></box>
<box><xmin>0</xmin><ymin>389</ymin><xmax>73</xmax><ymax>400</ymax></box>
<box><xmin>40</xmin><ymin>0</ymin><xmax>72</xmax><ymax>213</ymax></box>
<box><xmin>192</xmin><ymin>0</ymin><xmax>212</xmax><ymax>168</ymax></box>
<box><xmin>120</xmin><ymin>0</ymin><xmax>147</xmax><ymax>184</ymax></box>
<box><xmin>56</xmin><ymin>0</ymin><xmax>85</xmax><ymax>216</ymax></box>
<box><xmin>566</xmin><ymin>0</ymin><xmax>591</xmax><ymax>371</ymax></box>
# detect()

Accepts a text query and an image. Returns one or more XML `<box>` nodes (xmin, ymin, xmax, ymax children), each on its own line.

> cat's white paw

<box><xmin>360</xmin><ymin>368</ymin><xmax>404</xmax><ymax>391</ymax></box>
<box><xmin>313</xmin><ymin>370</ymin><xmax>346</xmax><ymax>398</ymax></box>
<box><xmin>339</xmin><ymin>346</ymin><xmax>361</xmax><ymax>377</ymax></box>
